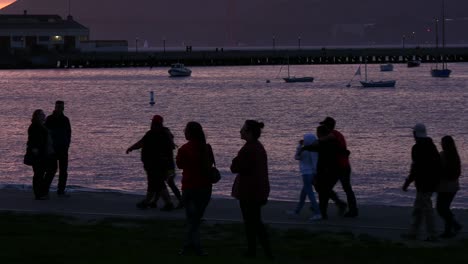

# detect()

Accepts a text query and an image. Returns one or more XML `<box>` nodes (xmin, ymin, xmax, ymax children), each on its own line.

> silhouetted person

<box><xmin>176</xmin><ymin>121</ymin><xmax>214</xmax><ymax>256</ymax></box>
<box><xmin>286</xmin><ymin>133</ymin><xmax>321</xmax><ymax>221</ymax></box>
<box><xmin>402</xmin><ymin>123</ymin><xmax>441</xmax><ymax>241</ymax></box>
<box><xmin>436</xmin><ymin>135</ymin><xmax>463</xmax><ymax>238</ymax></box>
<box><xmin>44</xmin><ymin>100</ymin><xmax>71</xmax><ymax>196</ymax></box>
<box><xmin>319</xmin><ymin>117</ymin><xmax>358</xmax><ymax>217</ymax></box>
<box><xmin>312</xmin><ymin>125</ymin><xmax>344</xmax><ymax>219</ymax></box>
<box><xmin>127</xmin><ymin>115</ymin><xmax>175</xmax><ymax>211</ymax></box>
<box><xmin>231</xmin><ymin>120</ymin><xmax>273</xmax><ymax>259</ymax></box>
<box><xmin>27</xmin><ymin>109</ymin><xmax>55</xmax><ymax>200</ymax></box>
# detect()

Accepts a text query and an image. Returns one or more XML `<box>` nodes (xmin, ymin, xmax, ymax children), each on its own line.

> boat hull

<box><xmin>168</xmin><ymin>69</ymin><xmax>192</xmax><ymax>77</ymax></box>
<box><xmin>380</xmin><ymin>64</ymin><xmax>394</xmax><ymax>72</ymax></box>
<box><xmin>431</xmin><ymin>69</ymin><xmax>451</xmax><ymax>78</ymax></box>
<box><xmin>283</xmin><ymin>77</ymin><xmax>314</xmax><ymax>83</ymax></box>
<box><xmin>360</xmin><ymin>80</ymin><xmax>396</xmax><ymax>88</ymax></box>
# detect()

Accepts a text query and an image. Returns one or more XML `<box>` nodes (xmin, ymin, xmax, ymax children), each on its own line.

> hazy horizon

<box><xmin>2</xmin><ymin>0</ymin><xmax>468</xmax><ymax>47</ymax></box>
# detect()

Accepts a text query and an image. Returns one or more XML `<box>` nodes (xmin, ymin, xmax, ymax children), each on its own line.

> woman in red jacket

<box><xmin>231</xmin><ymin>120</ymin><xmax>272</xmax><ymax>259</ymax></box>
<box><xmin>176</xmin><ymin>121</ymin><xmax>214</xmax><ymax>256</ymax></box>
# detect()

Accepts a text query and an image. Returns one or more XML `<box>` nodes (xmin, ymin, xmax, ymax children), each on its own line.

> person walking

<box><xmin>176</xmin><ymin>121</ymin><xmax>214</xmax><ymax>256</ymax></box>
<box><xmin>27</xmin><ymin>109</ymin><xmax>55</xmax><ymax>200</ymax></box>
<box><xmin>287</xmin><ymin>133</ymin><xmax>321</xmax><ymax>221</ymax></box>
<box><xmin>402</xmin><ymin>123</ymin><xmax>441</xmax><ymax>241</ymax></box>
<box><xmin>436</xmin><ymin>135</ymin><xmax>463</xmax><ymax>238</ymax></box>
<box><xmin>44</xmin><ymin>100</ymin><xmax>72</xmax><ymax>196</ymax></box>
<box><xmin>231</xmin><ymin>120</ymin><xmax>273</xmax><ymax>259</ymax></box>
<box><xmin>126</xmin><ymin>115</ymin><xmax>175</xmax><ymax>211</ymax></box>
<box><xmin>319</xmin><ymin>117</ymin><xmax>358</xmax><ymax>217</ymax></box>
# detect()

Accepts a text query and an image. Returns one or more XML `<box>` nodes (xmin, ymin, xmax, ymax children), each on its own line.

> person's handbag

<box><xmin>210</xmin><ymin>164</ymin><xmax>221</xmax><ymax>184</ymax></box>
<box><xmin>23</xmin><ymin>150</ymin><xmax>34</xmax><ymax>166</ymax></box>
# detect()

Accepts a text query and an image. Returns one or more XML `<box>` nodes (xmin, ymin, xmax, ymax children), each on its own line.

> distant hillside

<box><xmin>2</xmin><ymin>0</ymin><xmax>468</xmax><ymax>47</ymax></box>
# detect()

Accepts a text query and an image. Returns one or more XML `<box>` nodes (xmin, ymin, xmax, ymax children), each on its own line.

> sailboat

<box><xmin>359</xmin><ymin>61</ymin><xmax>396</xmax><ymax>88</ymax></box>
<box><xmin>282</xmin><ymin>57</ymin><xmax>314</xmax><ymax>83</ymax></box>
<box><xmin>431</xmin><ymin>0</ymin><xmax>451</xmax><ymax>77</ymax></box>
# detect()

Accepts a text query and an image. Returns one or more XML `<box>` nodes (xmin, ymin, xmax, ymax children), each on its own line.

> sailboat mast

<box><xmin>434</xmin><ymin>17</ymin><xmax>439</xmax><ymax>69</ymax></box>
<box><xmin>442</xmin><ymin>0</ymin><xmax>446</xmax><ymax>69</ymax></box>
<box><xmin>287</xmin><ymin>56</ymin><xmax>290</xmax><ymax>78</ymax></box>
<box><xmin>442</xmin><ymin>0</ymin><xmax>445</xmax><ymax>49</ymax></box>
<box><xmin>365</xmin><ymin>60</ymin><xmax>368</xmax><ymax>81</ymax></box>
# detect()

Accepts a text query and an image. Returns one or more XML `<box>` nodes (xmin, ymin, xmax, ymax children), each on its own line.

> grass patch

<box><xmin>0</xmin><ymin>212</ymin><xmax>467</xmax><ymax>264</ymax></box>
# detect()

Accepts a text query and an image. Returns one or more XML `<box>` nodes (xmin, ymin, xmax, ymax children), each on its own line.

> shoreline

<box><xmin>2</xmin><ymin>189</ymin><xmax>467</xmax><ymax>242</ymax></box>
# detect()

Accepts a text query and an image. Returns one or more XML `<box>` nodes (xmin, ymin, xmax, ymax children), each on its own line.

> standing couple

<box><xmin>26</xmin><ymin>101</ymin><xmax>72</xmax><ymax>200</ymax></box>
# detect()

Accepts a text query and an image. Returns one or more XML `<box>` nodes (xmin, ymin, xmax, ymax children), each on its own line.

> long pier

<box><xmin>1</xmin><ymin>47</ymin><xmax>468</xmax><ymax>69</ymax></box>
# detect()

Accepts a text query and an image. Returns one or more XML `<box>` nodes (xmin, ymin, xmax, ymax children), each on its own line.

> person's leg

<box><xmin>255</xmin><ymin>202</ymin><xmax>272</xmax><ymax>258</ymax></box>
<box><xmin>240</xmin><ymin>200</ymin><xmax>257</xmax><ymax>256</ymax></box>
<box><xmin>421</xmin><ymin>192</ymin><xmax>436</xmax><ymax>239</ymax></box>
<box><xmin>295</xmin><ymin>174</ymin><xmax>308</xmax><ymax>213</ymax></box>
<box><xmin>408</xmin><ymin>192</ymin><xmax>424</xmax><ymax>237</ymax></box>
<box><xmin>43</xmin><ymin>157</ymin><xmax>57</xmax><ymax>196</ymax></box>
<box><xmin>166</xmin><ymin>171</ymin><xmax>182</xmax><ymax>202</ymax></box>
<box><xmin>339</xmin><ymin>166</ymin><xmax>358</xmax><ymax>216</ymax></box>
<box><xmin>32</xmin><ymin>163</ymin><xmax>46</xmax><ymax>198</ymax></box>
<box><xmin>191</xmin><ymin>187</ymin><xmax>211</xmax><ymax>254</ymax></box>
<box><xmin>436</xmin><ymin>192</ymin><xmax>457</xmax><ymax>236</ymax></box>
<box><xmin>57</xmin><ymin>152</ymin><xmax>69</xmax><ymax>194</ymax></box>
<box><xmin>181</xmin><ymin>190</ymin><xmax>196</xmax><ymax>252</ymax></box>
<box><xmin>304</xmin><ymin>174</ymin><xmax>320</xmax><ymax>215</ymax></box>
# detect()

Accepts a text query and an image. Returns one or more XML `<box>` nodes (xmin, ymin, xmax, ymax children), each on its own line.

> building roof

<box><xmin>0</xmin><ymin>14</ymin><xmax>88</xmax><ymax>31</ymax></box>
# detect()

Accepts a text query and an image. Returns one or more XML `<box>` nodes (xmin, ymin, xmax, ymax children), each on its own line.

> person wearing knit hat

<box><xmin>402</xmin><ymin>123</ymin><xmax>441</xmax><ymax>241</ymax></box>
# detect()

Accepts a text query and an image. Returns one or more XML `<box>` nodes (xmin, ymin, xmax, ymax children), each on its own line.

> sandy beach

<box><xmin>1</xmin><ymin>189</ymin><xmax>466</xmax><ymax>243</ymax></box>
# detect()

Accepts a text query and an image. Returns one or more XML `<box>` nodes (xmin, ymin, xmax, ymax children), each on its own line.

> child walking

<box><xmin>288</xmin><ymin>134</ymin><xmax>321</xmax><ymax>221</ymax></box>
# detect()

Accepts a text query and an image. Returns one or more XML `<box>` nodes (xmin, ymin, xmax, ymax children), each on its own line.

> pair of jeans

<box><xmin>182</xmin><ymin>187</ymin><xmax>212</xmax><ymax>253</ymax></box>
<box><xmin>409</xmin><ymin>192</ymin><xmax>436</xmax><ymax>237</ymax></box>
<box><xmin>337</xmin><ymin>166</ymin><xmax>358</xmax><ymax>212</ymax></box>
<box><xmin>46</xmin><ymin>152</ymin><xmax>69</xmax><ymax>194</ymax></box>
<box><xmin>295</xmin><ymin>174</ymin><xmax>319</xmax><ymax>214</ymax></box>
<box><xmin>239</xmin><ymin>200</ymin><xmax>272</xmax><ymax>256</ymax></box>
<box><xmin>436</xmin><ymin>192</ymin><xmax>461</xmax><ymax>233</ymax></box>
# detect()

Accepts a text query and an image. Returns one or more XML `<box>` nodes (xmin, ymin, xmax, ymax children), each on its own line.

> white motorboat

<box><xmin>168</xmin><ymin>63</ymin><xmax>192</xmax><ymax>77</ymax></box>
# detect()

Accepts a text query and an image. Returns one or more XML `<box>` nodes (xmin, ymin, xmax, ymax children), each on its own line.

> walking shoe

<box><xmin>285</xmin><ymin>210</ymin><xmax>300</xmax><ymax>216</ymax></box>
<box><xmin>175</xmin><ymin>202</ymin><xmax>184</xmax><ymax>209</ymax></box>
<box><xmin>160</xmin><ymin>203</ymin><xmax>174</xmax><ymax>212</ymax></box>
<box><xmin>148</xmin><ymin>201</ymin><xmax>158</xmax><ymax>208</ymax></box>
<box><xmin>309</xmin><ymin>214</ymin><xmax>322</xmax><ymax>221</ymax></box>
<box><xmin>453</xmin><ymin>223</ymin><xmax>463</xmax><ymax>234</ymax></box>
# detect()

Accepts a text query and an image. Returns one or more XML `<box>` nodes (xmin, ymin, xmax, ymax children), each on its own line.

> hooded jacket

<box><xmin>295</xmin><ymin>134</ymin><xmax>318</xmax><ymax>175</ymax></box>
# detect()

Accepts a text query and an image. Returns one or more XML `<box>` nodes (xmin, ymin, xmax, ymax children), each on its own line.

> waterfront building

<box><xmin>0</xmin><ymin>11</ymin><xmax>89</xmax><ymax>52</ymax></box>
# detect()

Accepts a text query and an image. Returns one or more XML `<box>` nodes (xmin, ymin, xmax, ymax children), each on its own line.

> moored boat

<box><xmin>168</xmin><ymin>63</ymin><xmax>191</xmax><ymax>77</ymax></box>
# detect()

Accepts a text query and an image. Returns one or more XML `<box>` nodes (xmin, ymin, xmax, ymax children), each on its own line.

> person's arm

<box><xmin>294</xmin><ymin>142</ymin><xmax>302</xmax><ymax>160</ymax></box>
<box><xmin>66</xmin><ymin>117</ymin><xmax>72</xmax><ymax>147</ymax></box>
<box><xmin>230</xmin><ymin>146</ymin><xmax>251</xmax><ymax>174</ymax></box>
<box><xmin>402</xmin><ymin>146</ymin><xmax>417</xmax><ymax>191</ymax></box>
<box><xmin>126</xmin><ymin>138</ymin><xmax>144</xmax><ymax>154</ymax></box>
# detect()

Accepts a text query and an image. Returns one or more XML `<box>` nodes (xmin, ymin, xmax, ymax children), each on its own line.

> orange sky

<box><xmin>0</xmin><ymin>0</ymin><xmax>15</xmax><ymax>9</ymax></box>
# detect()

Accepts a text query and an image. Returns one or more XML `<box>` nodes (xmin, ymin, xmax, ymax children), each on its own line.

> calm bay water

<box><xmin>1</xmin><ymin>64</ymin><xmax>468</xmax><ymax>207</ymax></box>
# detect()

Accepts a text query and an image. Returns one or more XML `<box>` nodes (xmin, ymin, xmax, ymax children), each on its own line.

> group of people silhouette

<box><xmin>25</xmin><ymin>102</ymin><xmax>462</xmax><ymax>256</ymax></box>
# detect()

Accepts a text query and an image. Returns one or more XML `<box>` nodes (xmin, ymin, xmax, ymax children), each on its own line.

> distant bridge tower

<box><xmin>226</xmin><ymin>0</ymin><xmax>237</xmax><ymax>47</ymax></box>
